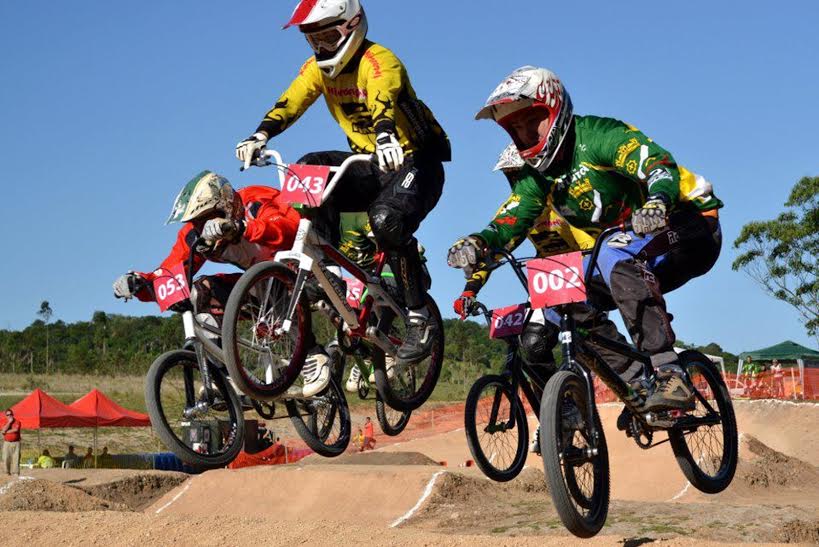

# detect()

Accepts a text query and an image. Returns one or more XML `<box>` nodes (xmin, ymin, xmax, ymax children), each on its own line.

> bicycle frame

<box><xmin>258</xmin><ymin>150</ymin><xmax>408</xmax><ymax>357</ymax></box>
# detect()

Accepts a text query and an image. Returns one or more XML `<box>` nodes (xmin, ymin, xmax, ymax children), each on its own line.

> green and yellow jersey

<box><xmin>256</xmin><ymin>41</ymin><xmax>450</xmax><ymax>160</ymax></box>
<box><xmin>475</xmin><ymin>115</ymin><xmax>722</xmax><ymax>251</ymax></box>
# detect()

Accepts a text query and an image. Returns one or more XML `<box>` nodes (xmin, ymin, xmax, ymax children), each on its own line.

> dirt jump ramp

<box><xmin>149</xmin><ymin>461</ymin><xmax>446</xmax><ymax>526</ymax></box>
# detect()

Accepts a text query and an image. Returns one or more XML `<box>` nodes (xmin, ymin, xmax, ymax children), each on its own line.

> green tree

<box><xmin>37</xmin><ymin>301</ymin><xmax>53</xmax><ymax>373</ymax></box>
<box><xmin>733</xmin><ymin>176</ymin><xmax>819</xmax><ymax>343</ymax></box>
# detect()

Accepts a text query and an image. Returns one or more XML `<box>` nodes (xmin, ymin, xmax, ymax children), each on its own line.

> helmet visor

<box><xmin>496</xmin><ymin>105</ymin><xmax>552</xmax><ymax>156</ymax></box>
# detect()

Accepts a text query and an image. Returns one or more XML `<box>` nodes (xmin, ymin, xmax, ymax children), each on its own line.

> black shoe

<box><xmin>616</xmin><ymin>406</ymin><xmax>632</xmax><ymax>432</ymax></box>
<box><xmin>396</xmin><ymin>319</ymin><xmax>435</xmax><ymax>364</ymax></box>
<box><xmin>642</xmin><ymin>364</ymin><xmax>695</xmax><ymax>412</ymax></box>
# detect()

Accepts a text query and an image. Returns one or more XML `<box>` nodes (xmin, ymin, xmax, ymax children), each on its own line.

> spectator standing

<box><xmin>2</xmin><ymin>409</ymin><xmax>21</xmax><ymax>476</ymax></box>
<box><xmin>99</xmin><ymin>447</ymin><xmax>113</xmax><ymax>468</ymax></box>
<box><xmin>362</xmin><ymin>417</ymin><xmax>376</xmax><ymax>452</ymax></box>
<box><xmin>354</xmin><ymin>428</ymin><xmax>364</xmax><ymax>451</ymax></box>
<box><xmin>771</xmin><ymin>359</ymin><xmax>785</xmax><ymax>398</ymax></box>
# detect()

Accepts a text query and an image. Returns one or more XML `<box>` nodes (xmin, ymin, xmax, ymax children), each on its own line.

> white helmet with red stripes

<box><xmin>476</xmin><ymin>66</ymin><xmax>573</xmax><ymax>172</ymax></box>
<box><xmin>284</xmin><ymin>0</ymin><xmax>368</xmax><ymax>79</ymax></box>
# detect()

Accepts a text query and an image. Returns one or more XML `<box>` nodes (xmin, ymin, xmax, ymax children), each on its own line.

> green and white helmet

<box><xmin>166</xmin><ymin>171</ymin><xmax>243</xmax><ymax>224</ymax></box>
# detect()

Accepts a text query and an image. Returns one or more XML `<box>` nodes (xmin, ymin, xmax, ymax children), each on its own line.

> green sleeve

<box><xmin>587</xmin><ymin>116</ymin><xmax>682</xmax><ymax>205</ymax></box>
<box><xmin>474</xmin><ymin>167</ymin><xmax>549</xmax><ymax>250</ymax></box>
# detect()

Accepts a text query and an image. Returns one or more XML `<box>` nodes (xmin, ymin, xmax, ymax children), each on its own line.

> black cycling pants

<box><xmin>297</xmin><ymin>150</ymin><xmax>445</xmax><ymax>309</ymax></box>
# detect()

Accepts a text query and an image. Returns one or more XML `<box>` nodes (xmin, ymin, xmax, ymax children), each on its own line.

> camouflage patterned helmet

<box><xmin>166</xmin><ymin>171</ymin><xmax>243</xmax><ymax>224</ymax></box>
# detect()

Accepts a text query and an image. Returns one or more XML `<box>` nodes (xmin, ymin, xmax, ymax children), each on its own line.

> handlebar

<box><xmin>241</xmin><ymin>147</ymin><xmax>375</xmax><ymax>205</ymax></box>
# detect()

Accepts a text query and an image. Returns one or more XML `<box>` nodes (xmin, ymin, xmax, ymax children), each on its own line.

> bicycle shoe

<box><xmin>396</xmin><ymin>315</ymin><xmax>436</xmax><ymax>364</ymax></box>
<box><xmin>345</xmin><ymin>364</ymin><xmax>361</xmax><ymax>393</ymax></box>
<box><xmin>642</xmin><ymin>364</ymin><xmax>695</xmax><ymax>412</ymax></box>
<box><xmin>301</xmin><ymin>346</ymin><xmax>331</xmax><ymax>397</ymax></box>
<box><xmin>529</xmin><ymin>427</ymin><xmax>541</xmax><ymax>454</ymax></box>
<box><xmin>368</xmin><ymin>356</ymin><xmax>396</xmax><ymax>384</ymax></box>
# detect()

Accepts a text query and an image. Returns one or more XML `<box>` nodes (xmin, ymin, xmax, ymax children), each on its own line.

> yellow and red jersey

<box><xmin>256</xmin><ymin>41</ymin><xmax>450</xmax><ymax>159</ymax></box>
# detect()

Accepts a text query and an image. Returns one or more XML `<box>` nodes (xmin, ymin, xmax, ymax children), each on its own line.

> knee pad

<box><xmin>520</xmin><ymin>321</ymin><xmax>559</xmax><ymax>366</ymax></box>
<box><xmin>369</xmin><ymin>204</ymin><xmax>409</xmax><ymax>250</ymax></box>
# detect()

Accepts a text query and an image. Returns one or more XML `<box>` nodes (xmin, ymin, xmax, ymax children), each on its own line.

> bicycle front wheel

<box><xmin>285</xmin><ymin>378</ymin><xmax>351</xmax><ymax>457</ymax></box>
<box><xmin>540</xmin><ymin>371</ymin><xmax>610</xmax><ymax>538</ymax></box>
<box><xmin>145</xmin><ymin>350</ymin><xmax>244</xmax><ymax>469</ymax></box>
<box><xmin>223</xmin><ymin>262</ymin><xmax>311</xmax><ymax>401</ymax></box>
<box><xmin>464</xmin><ymin>374</ymin><xmax>528</xmax><ymax>482</ymax></box>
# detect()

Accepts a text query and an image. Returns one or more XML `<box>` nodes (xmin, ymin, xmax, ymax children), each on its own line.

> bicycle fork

<box><xmin>559</xmin><ymin>314</ymin><xmax>600</xmax><ymax>451</ymax></box>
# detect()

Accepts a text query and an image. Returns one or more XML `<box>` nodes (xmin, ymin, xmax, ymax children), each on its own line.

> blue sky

<box><xmin>1</xmin><ymin>1</ymin><xmax>817</xmax><ymax>353</ymax></box>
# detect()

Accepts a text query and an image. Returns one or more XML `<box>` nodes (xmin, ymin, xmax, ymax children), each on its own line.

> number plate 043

<box><xmin>527</xmin><ymin>252</ymin><xmax>586</xmax><ymax>309</ymax></box>
<box><xmin>280</xmin><ymin>164</ymin><xmax>332</xmax><ymax>207</ymax></box>
<box><xmin>152</xmin><ymin>263</ymin><xmax>190</xmax><ymax>312</ymax></box>
<box><xmin>489</xmin><ymin>303</ymin><xmax>528</xmax><ymax>339</ymax></box>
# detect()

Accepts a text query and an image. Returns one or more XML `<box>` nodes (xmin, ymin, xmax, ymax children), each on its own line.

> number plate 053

<box><xmin>527</xmin><ymin>252</ymin><xmax>586</xmax><ymax>309</ymax></box>
<box><xmin>152</xmin><ymin>263</ymin><xmax>190</xmax><ymax>312</ymax></box>
<box><xmin>280</xmin><ymin>164</ymin><xmax>332</xmax><ymax>207</ymax></box>
<box><xmin>489</xmin><ymin>303</ymin><xmax>528</xmax><ymax>339</ymax></box>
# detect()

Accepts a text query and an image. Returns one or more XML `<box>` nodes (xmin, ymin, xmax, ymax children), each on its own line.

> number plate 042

<box><xmin>280</xmin><ymin>164</ymin><xmax>332</xmax><ymax>207</ymax></box>
<box><xmin>489</xmin><ymin>304</ymin><xmax>528</xmax><ymax>339</ymax></box>
<box><xmin>527</xmin><ymin>252</ymin><xmax>586</xmax><ymax>309</ymax></box>
<box><xmin>152</xmin><ymin>263</ymin><xmax>190</xmax><ymax>312</ymax></box>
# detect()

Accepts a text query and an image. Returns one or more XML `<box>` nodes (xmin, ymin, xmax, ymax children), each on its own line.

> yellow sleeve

<box><xmin>256</xmin><ymin>58</ymin><xmax>323</xmax><ymax>137</ymax></box>
<box><xmin>362</xmin><ymin>47</ymin><xmax>404</xmax><ymax>135</ymax></box>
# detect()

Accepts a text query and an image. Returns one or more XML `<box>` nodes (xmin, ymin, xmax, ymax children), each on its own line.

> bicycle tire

<box><xmin>223</xmin><ymin>261</ymin><xmax>311</xmax><ymax>401</ymax></box>
<box><xmin>373</xmin><ymin>293</ymin><xmax>444</xmax><ymax>411</ymax></box>
<box><xmin>285</xmin><ymin>377</ymin><xmax>351</xmax><ymax>457</ymax></box>
<box><xmin>145</xmin><ymin>350</ymin><xmax>244</xmax><ymax>469</ymax></box>
<box><xmin>540</xmin><ymin>371</ymin><xmax>610</xmax><ymax>538</ymax></box>
<box><xmin>375</xmin><ymin>393</ymin><xmax>411</xmax><ymax>436</ymax></box>
<box><xmin>464</xmin><ymin>374</ymin><xmax>528</xmax><ymax>482</ymax></box>
<box><xmin>668</xmin><ymin>350</ymin><xmax>738</xmax><ymax>494</ymax></box>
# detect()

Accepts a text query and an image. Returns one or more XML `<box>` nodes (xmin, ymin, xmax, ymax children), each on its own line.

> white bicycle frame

<box><xmin>256</xmin><ymin>149</ymin><xmax>408</xmax><ymax>356</ymax></box>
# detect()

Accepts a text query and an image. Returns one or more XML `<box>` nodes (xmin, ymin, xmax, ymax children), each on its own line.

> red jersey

<box><xmin>3</xmin><ymin>418</ymin><xmax>21</xmax><ymax>442</ymax></box>
<box><xmin>136</xmin><ymin>186</ymin><xmax>300</xmax><ymax>302</ymax></box>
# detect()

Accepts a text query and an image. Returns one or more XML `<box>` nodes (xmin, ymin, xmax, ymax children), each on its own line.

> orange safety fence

<box><xmin>229</xmin><ymin>443</ymin><xmax>313</xmax><ymax>469</ymax></box>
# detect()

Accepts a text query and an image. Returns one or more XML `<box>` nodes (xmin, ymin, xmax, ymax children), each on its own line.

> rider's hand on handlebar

<box><xmin>453</xmin><ymin>291</ymin><xmax>477</xmax><ymax>320</ymax></box>
<box><xmin>235</xmin><ymin>132</ymin><xmax>268</xmax><ymax>170</ymax></box>
<box><xmin>202</xmin><ymin>218</ymin><xmax>244</xmax><ymax>245</ymax></box>
<box><xmin>631</xmin><ymin>195</ymin><xmax>669</xmax><ymax>236</ymax></box>
<box><xmin>375</xmin><ymin>132</ymin><xmax>404</xmax><ymax>172</ymax></box>
<box><xmin>447</xmin><ymin>236</ymin><xmax>487</xmax><ymax>270</ymax></box>
<box><xmin>113</xmin><ymin>271</ymin><xmax>145</xmax><ymax>301</ymax></box>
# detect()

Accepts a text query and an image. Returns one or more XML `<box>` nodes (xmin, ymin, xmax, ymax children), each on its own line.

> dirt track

<box><xmin>1</xmin><ymin>400</ymin><xmax>817</xmax><ymax>545</ymax></box>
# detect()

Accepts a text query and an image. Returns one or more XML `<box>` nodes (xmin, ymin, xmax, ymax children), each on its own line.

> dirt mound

<box><xmin>303</xmin><ymin>451</ymin><xmax>440</xmax><ymax>466</ymax></box>
<box><xmin>737</xmin><ymin>434</ymin><xmax>819</xmax><ymax>489</ymax></box>
<box><xmin>77</xmin><ymin>473</ymin><xmax>188</xmax><ymax>511</ymax></box>
<box><xmin>774</xmin><ymin>519</ymin><xmax>819</xmax><ymax>544</ymax></box>
<box><xmin>0</xmin><ymin>479</ymin><xmax>129</xmax><ymax>512</ymax></box>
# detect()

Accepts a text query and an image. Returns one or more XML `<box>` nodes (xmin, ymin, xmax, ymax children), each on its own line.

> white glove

<box><xmin>113</xmin><ymin>271</ymin><xmax>143</xmax><ymax>300</ymax></box>
<box><xmin>375</xmin><ymin>132</ymin><xmax>404</xmax><ymax>172</ymax></box>
<box><xmin>235</xmin><ymin>132</ymin><xmax>268</xmax><ymax>169</ymax></box>
<box><xmin>202</xmin><ymin>218</ymin><xmax>243</xmax><ymax>244</ymax></box>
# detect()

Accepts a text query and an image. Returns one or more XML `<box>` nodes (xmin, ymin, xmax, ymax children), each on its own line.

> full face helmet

<box><xmin>285</xmin><ymin>0</ymin><xmax>368</xmax><ymax>79</ymax></box>
<box><xmin>476</xmin><ymin>66</ymin><xmax>573</xmax><ymax>172</ymax></box>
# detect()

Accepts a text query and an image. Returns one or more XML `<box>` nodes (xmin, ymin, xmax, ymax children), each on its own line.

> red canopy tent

<box><xmin>11</xmin><ymin>388</ymin><xmax>96</xmax><ymax>429</ymax></box>
<box><xmin>68</xmin><ymin>389</ymin><xmax>150</xmax><ymax>427</ymax></box>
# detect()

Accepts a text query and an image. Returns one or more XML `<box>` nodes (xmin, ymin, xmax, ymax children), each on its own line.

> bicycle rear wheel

<box><xmin>285</xmin><ymin>378</ymin><xmax>351</xmax><ymax>457</ymax></box>
<box><xmin>373</xmin><ymin>294</ymin><xmax>444</xmax><ymax>411</ymax></box>
<box><xmin>145</xmin><ymin>350</ymin><xmax>244</xmax><ymax>469</ymax></box>
<box><xmin>464</xmin><ymin>374</ymin><xmax>528</xmax><ymax>482</ymax></box>
<box><xmin>223</xmin><ymin>262</ymin><xmax>311</xmax><ymax>401</ymax></box>
<box><xmin>375</xmin><ymin>393</ymin><xmax>411</xmax><ymax>436</ymax></box>
<box><xmin>669</xmin><ymin>350</ymin><xmax>738</xmax><ymax>494</ymax></box>
<box><xmin>540</xmin><ymin>371</ymin><xmax>610</xmax><ymax>538</ymax></box>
